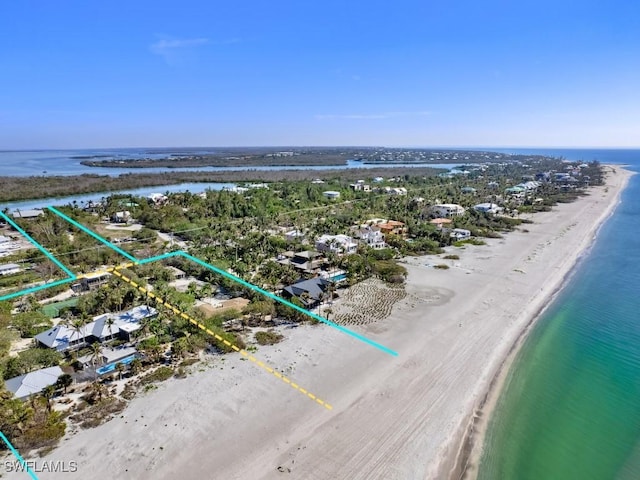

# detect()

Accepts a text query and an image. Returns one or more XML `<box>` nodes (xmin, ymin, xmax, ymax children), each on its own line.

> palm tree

<box><xmin>115</xmin><ymin>362</ymin><xmax>126</xmax><ymax>380</ymax></box>
<box><xmin>130</xmin><ymin>358</ymin><xmax>142</xmax><ymax>376</ymax></box>
<box><xmin>41</xmin><ymin>385</ymin><xmax>55</xmax><ymax>412</ymax></box>
<box><xmin>56</xmin><ymin>373</ymin><xmax>73</xmax><ymax>394</ymax></box>
<box><xmin>89</xmin><ymin>342</ymin><xmax>104</xmax><ymax>380</ymax></box>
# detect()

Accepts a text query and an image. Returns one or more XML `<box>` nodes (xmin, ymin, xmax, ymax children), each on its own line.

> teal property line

<box><xmin>0</xmin><ymin>211</ymin><xmax>76</xmax><ymax>279</ymax></box>
<box><xmin>49</xmin><ymin>209</ymin><xmax>398</xmax><ymax>357</ymax></box>
<box><xmin>47</xmin><ymin>207</ymin><xmax>138</xmax><ymax>263</ymax></box>
<box><xmin>0</xmin><ymin>431</ymin><xmax>39</xmax><ymax>480</ymax></box>
<box><xmin>0</xmin><ymin>278</ymin><xmax>76</xmax><ymax>302</ymax></box>
<box><xmin>180</xmin><ymin>252</ymin><xmax>399</xmax><ymax>357</ymax></box>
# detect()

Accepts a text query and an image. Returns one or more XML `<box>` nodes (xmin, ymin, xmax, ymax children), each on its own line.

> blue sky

<box><xmin>1</xmin><ymin>0</ymin><xmax>639</xmax><ymax>148</ymax></box>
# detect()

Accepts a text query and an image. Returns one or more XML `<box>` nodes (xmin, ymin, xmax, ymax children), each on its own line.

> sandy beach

<box><xmin>18</xmin><ymin>165</ymin><xmax>631</xmax><ymax>480</ymax></box>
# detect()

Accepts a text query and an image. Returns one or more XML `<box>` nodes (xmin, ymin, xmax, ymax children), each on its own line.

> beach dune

<box><xmin>28</xmin><ymin>166</ymin><xmax>631</xmax><ymax>480</ymax></box>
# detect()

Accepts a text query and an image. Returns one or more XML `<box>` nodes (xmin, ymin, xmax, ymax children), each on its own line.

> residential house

<box><xmin>383</xmin><ymin>186</ymin><xmax>407</xmax><ymax>196</ymax></box>
<box><xmin>278</xmin><ymin>251</ymin><xmax>326</xmax><ymax>274</ymax></box>
<box><xmin>323</xmin><ymin>191</ymin><xmax>341</xmax><ymax>200</ymax></box>
<box><xmin>148</xmin><ymin>193</ymin><xmax>168</xmax><ymax>205</ymax></box>
<box><xmin>35</xmin><ymin>305</ymin><xmax>158</xmax><ymax>352</ymax></box>
<box><xmin>450</xmin><ymin>228</ymin><xmax>471</xmax><ymax>241</ymax></box>
<box><xmin>473</xmin><ymin>203</ymin><xmax>504</xmax><ymax>215</ymax></box>
<box><xmin>11</xmin><ymin>209</ymin><xmax>44</xmax><ymax>219</ymax></box>
<box><xmin>350</xmin><ymin>182</ymin><xmax>371</xmax><ymax>192</ymax></box>
<box><xmin>5</xmin><ymin>366</ymin><xmax>63</xmax><ymax>400</ymax></box>
<box><xmin>284</xmin><ymin>230</ymin><xmax>305</xmax><ymax>243</ymax></box>
<box><xmin>167</xmin><ymin>266</ymin><xmax>186</xmax><ymax>280</ymax></box>
<box><xmin>461</xmin><ymin>186</ymin><xmax>477</xmax><ymax>194</ymax></box>
<box><xmin>431</xmin><ymin>204</ymin><xmax>466</xmax><ymax>218</ymax></box>
<box><xmin>0</xmin><ymin>263</ymin><xmax>20</xmax><ymax>276</ymax></box>
<box><xmin>353</xmin><ymin>226</ymin><xmax>386</xmax><ymax>250</ymax></box>
<box><xmin>315</xmin><ymin>234</ymin><xmax>358</xmax><ymax>254</ymax></box>
<box><xmin>111</xmin><ymin>211</ymin><xmax>131</xmax><ymax>223</ymax></box>
<box><xmin>377</xmin><ymin>220</ymin><xmax>408</xmax><ymax>238</ymax></box>
<box><xmin>429</xmin><ymin>218</ymin><xmax>453</xmax><ymax>230</ymax></box>
<box><xmin>282</xmin><ymin>278</ymin><xmax>331</xmax><ymax>309</ymax></box>
<box><xmin>72</xmin><ymin>271</ymin><xmax>111</xmax><ymax>292</ymax></box>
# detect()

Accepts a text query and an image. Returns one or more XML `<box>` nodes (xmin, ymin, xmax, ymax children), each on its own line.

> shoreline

<box><xmin>23</xmin><ymin>166</ymin><xmax>633</xmax><ymax>480</ymax></box>
<box><xmin>446</xmin><ymin>164</ymin><xmax>635</xmax><ymax>480</ymax></box>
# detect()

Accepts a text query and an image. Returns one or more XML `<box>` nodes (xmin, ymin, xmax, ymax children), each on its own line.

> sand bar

<box><xmin>21</xmin><ymin>165</ymin><xmax>632</xmax><ymax>480</ymax></box>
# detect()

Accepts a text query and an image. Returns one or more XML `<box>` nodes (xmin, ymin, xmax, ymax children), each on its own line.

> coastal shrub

<box><xmin>179</xmin><ymin>358</ymin><xmax>199</xmax><ymax>368</ymax></box>
<box><xmin>255</xmin><ymin>330</ymin><xmax>284</xmax><ymax>345</ymax></box>
<box><xmin>372</xmin><ymin>260</ymin><xmax>407</xmax><ymax>283</ymax></box>
<box><xmin>443</xmin><ymin>254</ymin><xmax>459</xmax><ymax>260</ymax></box>
<box><xmin>139</xmin><ymin>366</ymin><xmax>174</xmax><ymax>385</ymax></box>
<box><xmin>211</xmin><ymin>331</ymin><xmax>246</xmax><ymax>353</ymax></box>
<box><xmin>70</xmin><ymin>397</ymin><xmax>126</xmax><ymax>430</ymax></box>
<box><xmin>434</xmin><ymin>264</ymin><xmax>450</xmax><ymax>270</ymax></box>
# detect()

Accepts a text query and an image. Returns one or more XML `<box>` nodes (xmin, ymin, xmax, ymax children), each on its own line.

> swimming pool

<box><xmin>96</xmin><ymin>354</ymin><xmax>138</xmax><ymax>375</ymax></box>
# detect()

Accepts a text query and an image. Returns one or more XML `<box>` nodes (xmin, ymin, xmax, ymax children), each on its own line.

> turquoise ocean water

<box><xmin>478</xmin><ymin>149</ymin><xmax>640</xmax><ymax>480</ymax></box>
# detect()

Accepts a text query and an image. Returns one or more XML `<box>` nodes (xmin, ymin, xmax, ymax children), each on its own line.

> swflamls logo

<box><xmin>4</xmin><ymin>460</ymin><xmax>78</xmax><ymax>473</ymax></box>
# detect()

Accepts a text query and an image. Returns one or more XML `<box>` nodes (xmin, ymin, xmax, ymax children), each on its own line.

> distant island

<box><xmin>79</xmin><ymin>147</ymin><xmax>532</xmax><ymax>169</ymax></box>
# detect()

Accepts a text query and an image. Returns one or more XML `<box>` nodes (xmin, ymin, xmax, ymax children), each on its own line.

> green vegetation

<box><xmin>0</xmin><ymin>387</ymin><xmax>66</xmax><ymax>451</ymax></box>
<box><xmin>139</xmin><ymin>366</ymin><xmax>174</xmax><ymax>385</ymax></box>
<box><xmin>255</xmin><ymin>330</ymin><xmax>284</xmax><ymax>345</ymax></box>
<box><xmin>443</xmin><ymin>254</ymin><xmax>460</xmax><ymax>260</ymax></box>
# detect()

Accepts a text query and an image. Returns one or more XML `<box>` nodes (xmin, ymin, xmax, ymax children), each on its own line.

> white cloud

<box><xmin>150</xmin><ymin>37</ymin><xmax>209</xmax><ymax>54</ymax></box>
<box><xmin>315</xmin><ymin>111</ymin><xmax>431</xmax><ymax>120</ymax></box>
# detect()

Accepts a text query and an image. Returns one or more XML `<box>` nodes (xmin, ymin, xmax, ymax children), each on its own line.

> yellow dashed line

<box><xmin>110</xmin><ymin>267</ymin><xmax>333</xmax><ymax>411</ymax></box>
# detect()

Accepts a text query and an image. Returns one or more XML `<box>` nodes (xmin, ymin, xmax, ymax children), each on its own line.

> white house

<box><xmin>450</xmin><ymin>228</ymin><xmax>471</xmax><ymax>241</ymax></box>
<box><xmin>315</xmin><ymin>234</ymin><xmax>358</xmax><ymax>254</ymax></box>
<box><xmin>284</xmin><ymin>230</ymin><xmax>305</xmax><ymax>243</ymax></box>
<box><xmin>323</xmin><ymin>191</ymin><xmax>341</xmax><ymax>200</ymax></box>
<box><xmin>431</xmin><ymin>204</ymin><xmax>466</xmax><ymax>218</ymax></box>
<box><xmin>111</xmin><ymin>211</ymin><xmax>131</xmax><ymax>223</ymax></box>
<box><xmin>350</xmin><ymin>182</ymin><xmax>371</xmax><ymax>192</ymax></box>
<box><xmin>148</xmin><ymin>193</ymin><xmax>168</xmax><ymax>204</ymax></box>
<box><xmin>353</xmin><ymin>226</ymin><xmax>386</xmax><ymax>250</ymax></box>
<box><xmin>0</xmin><ymin>263</ymin><xmax>20</xmax><ymax>276</ymax></box>
<box><xmin>473</xmin><ymin>203</ymin><xmax>504</xmax><ymax>215</ymax></box>
<box><xmin>383</xmin><ymin>187</ymin><xmax>407</xmax><ymax>196</ymax></box>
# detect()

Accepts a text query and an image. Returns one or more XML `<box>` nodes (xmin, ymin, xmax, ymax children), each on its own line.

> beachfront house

<box><xmin>377</xmin><ymin>220</ymin><xmax>408</xmax><ymax>238</ymax></box>
<box><xmin>431</xmin><ymin>204</ymin><xmax>466</xmax><ymax>218</ymax></box>
<box><xmin>283</xmin><ymin>278</ymin><xmax>331</xmax><ymax>309</ymax></box>
<box><xmin>450</xmin><ymin>228</ymin><xmax>471</xmax><ymax>241</ymax></box>
<box><xmin>5</xmin><ymin>366</ymin><xmax>63</xmax><ymax>401</ymax></box>
<box><xmin>315</xmin><ymin>234</ymin><xmax>358</xmax><ymax>255</ymax></box>
<box><xmin>473</xmin><ymin>203</ymin><xmax>504</xmax><ymax>215</ymax></box>
<box><xmin>35</xmin><ymin>305</ymin><xmax>158</xmax><ymax>352</ymax></box>
<box><xmin>353</xmin><ymin>226</ymin><xmax>386</xmax><ymax>250</ymax></box>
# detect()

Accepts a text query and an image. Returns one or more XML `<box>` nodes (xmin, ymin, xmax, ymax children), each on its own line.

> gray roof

<box><xmin>5</xmin><ymin>366</ymin><xmax>63</xmax><ymax>400</ymax></box>
<box><xmin>0</xmin><ymin>263</ymin><xmax>20</xmax><ymax>272</ymax></box>
<box><xmin>12</xmin><ymin>209</ymin><xmax>44</xmax><ymax>218</ymax></box>
<box><xmin>35</xmin><ymin>305</ymin><xmax>157</xmax><ymax>350</ymax></box>
<box><xmin>283</xmin><ymin>278</ymin><xmax>331</xmax><ymax>305</ymax></box>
